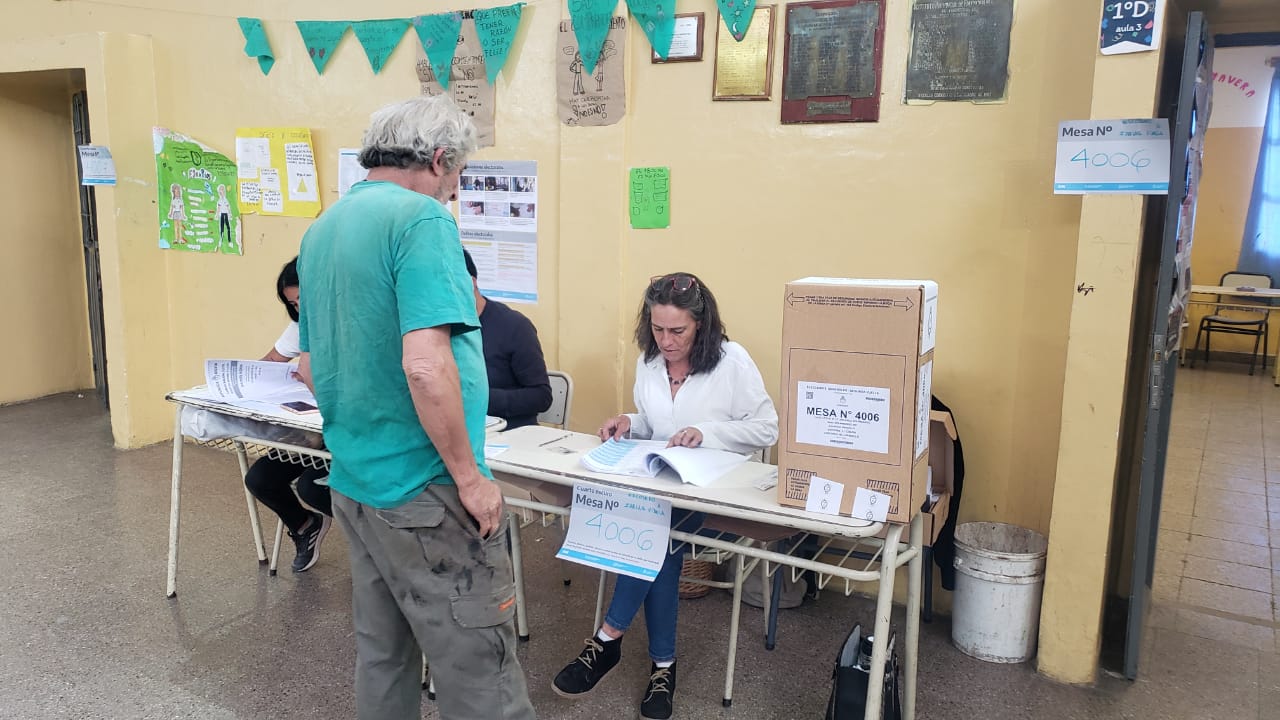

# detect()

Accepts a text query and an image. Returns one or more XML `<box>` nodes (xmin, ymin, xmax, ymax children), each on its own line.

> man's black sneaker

<box><xmin>640</xmin><ymin>661</ymin><xmax>676</xmax><ymax>720</ymax></box>
<box><xmin>552</xmin><ymin>636</ymin><xmax>622</xmax><ymax>698</ymax></box>
<box><xmin>289</xmin><ymin>512</ymin><xmax>330</xmax><ymax>573</ymax></box>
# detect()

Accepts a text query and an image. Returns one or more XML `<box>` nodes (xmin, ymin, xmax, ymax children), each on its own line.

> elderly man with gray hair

<box><xmin>295</xmin><ymin>95</ymin><xmax>536</xmax><ymax>720</ymax></box>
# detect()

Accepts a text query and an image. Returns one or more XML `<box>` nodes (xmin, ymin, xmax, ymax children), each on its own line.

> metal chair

<box><xmin>1191</xmin><ymin>271</ymin><xmax>1274</xmax><ymax>375</ymax></box>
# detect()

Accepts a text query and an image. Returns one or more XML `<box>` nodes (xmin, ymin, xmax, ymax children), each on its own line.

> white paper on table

<box><xmin>804</xmin><ymin>475</ymin><xmax>844</xmax><ymax>516</ymax></box>
<box><xmin>203</xmin><ymin>359</ymin><xmax>314</xmax><ymax>403</ymax></box>
<box><xmin>851</xmin><ymin>487</ymin><xmax>891</xmax><ymax>523</ymax></box>
<box><xmin>484</xmin><ymin>443</ymin><xmax>510</xmax><ymax>459</ymax></box>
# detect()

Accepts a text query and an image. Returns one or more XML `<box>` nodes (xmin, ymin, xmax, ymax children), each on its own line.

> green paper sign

<box><xmin>625</xmin><ymin>0</ymin><xmax>675</xmax><ymax>60</ymax></box>
<box><xmin>296</xmin><ymin>20</ymin><xmax>350</xmax><ymax>74</ymax></box>
<box><xmin>569</xmin><ymin>0</ymin><xmax>618</xmax><ymax>76</ymax></box>
<box><xmin>352</xmin><ymin>18</ymin><xmax>409</xmax><ymax>74</ymax></box>
<box><xmin>629</xmin><ymin>167</ymin><xmax>670</xmax><ymax>229</ymax></box>
<box><xmin>236</xmin><ymin>17</ymin><xmax>275</xmax><ymax>75</ymax></box>
<box><xmin>154</xmin><ymin>129</ymin><xmax>242</xmax><ymax>255</ymax></box>
<box><xmin>716</xmin><ymin>0</ymin><xmax>757</xmax><ymax>41</ymax></box>
<box><xmin>413</xmin><ymin>12</ymin><xmax>463</xmax><ymax>89</ymax></box>
<box><xmin>472</xmin><ymin>3</ymin><xmax>525</xmax><ymax>85</ymax></box>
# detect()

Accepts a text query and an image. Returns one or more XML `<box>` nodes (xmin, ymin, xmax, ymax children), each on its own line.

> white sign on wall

<box><xmin>1208</xmin><ymin>46</ymin><xmax>1277</xmax><ymax>129</ymax></box>
<box><xmin>1054</xmin><ymin>119</ymin><xmax>1171</xmax><ymax>194</ymax></box>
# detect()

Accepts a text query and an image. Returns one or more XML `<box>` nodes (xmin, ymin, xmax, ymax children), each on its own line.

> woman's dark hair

<box><xmin>634</xmin><ymin>272</ymin><xmax>727</xmax><ymax>375</ymax></box>
<box><xmin>277</xmin><ymin>257</ymin><xmax>299</xmax><ymax>322</ymax></box>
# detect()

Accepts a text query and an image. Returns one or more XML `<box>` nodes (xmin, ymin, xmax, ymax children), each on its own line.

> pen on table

<box><xmin>538</xmin><ymin>433</ymin><xmax>572</xmax><ymax>447</ymax></box>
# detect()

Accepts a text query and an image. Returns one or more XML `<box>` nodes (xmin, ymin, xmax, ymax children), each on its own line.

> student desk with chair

<box><xmin>1184</xmin><ymin>284</ymin><xmax>1280</xmax><ymax>385</ymax></box>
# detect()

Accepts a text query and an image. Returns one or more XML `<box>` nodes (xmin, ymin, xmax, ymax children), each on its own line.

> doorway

<box><xmin>72</xmin><ymin>89</ymin><xmax>108</xmax><ymax>409</ymax></box>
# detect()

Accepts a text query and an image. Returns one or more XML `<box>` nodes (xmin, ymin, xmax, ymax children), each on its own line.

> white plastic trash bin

<box><xmin>951</xmin><ymin>522</ymin><xmax>1049</xmax><ymax>663</ymax></box>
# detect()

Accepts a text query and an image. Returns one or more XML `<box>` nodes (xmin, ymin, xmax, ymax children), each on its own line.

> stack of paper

<box><xmin>581</xmin><ymin>439</ymin><xmax>750</xmax><ymax>488</ymax></box>
<box><xmin>193</xmin><ymin>359</ymin><xmax>317</xmax><ymax>415</ymax></box>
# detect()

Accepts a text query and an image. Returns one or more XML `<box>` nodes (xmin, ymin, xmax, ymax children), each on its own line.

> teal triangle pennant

<box><xmin>236</xmin><ymin>17</ymin><xmax>275</xmax><ymax>75</ymax></box>
<box><xmin>472</xmin><ymin>3</ymin><xmax>525</xmax><ymax>85</ymax></box>
<box><xmin>569</xmin><ymin>0</ymin><xmax>618</xmax><ymax>76</ymax></box>
<box><xmin>296</xmin><ymin>20</ymin><xmax>351</xmax><ymax>74</ymax></box>
<box><xmin>351</xmin><ymin>18</ymin><xmax>410</xmax><ymax>74</ymax></box>
<box><xmin>716</xmin><ymin>0</ymin><xmax>757</xmax><ymax>41</ymax></box>
<box><xmin>624</xmin><ymin>0</ymin><xmax>675</xmax><ymax>60</ymax></box>
<box><xmin>413</xmin><ymin>13</ymin><xmax>463</xmax><ymax>89</ymax></box>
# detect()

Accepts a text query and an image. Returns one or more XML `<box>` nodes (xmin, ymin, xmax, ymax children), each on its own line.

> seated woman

<box><xmin>245</xmin><ymin>258</ymin><xmax>332</xmax><ymax>573</ymax></box>
<box><xmin>553</xmin><ymin>272</ymin><xmax>778</xmax><ymax>720</ymax></box>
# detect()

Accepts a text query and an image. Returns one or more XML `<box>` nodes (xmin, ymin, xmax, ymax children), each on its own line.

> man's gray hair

<box><xmin>358</xmin><ymin>95</ymin><xmax>478</xmax><ymax>172</ymax></box>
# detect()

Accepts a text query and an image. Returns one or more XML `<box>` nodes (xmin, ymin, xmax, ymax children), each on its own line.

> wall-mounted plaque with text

<box><xmin>780</xmin><ymin>0</ymin><xmax>885</xmax><ymax>124</ymax></box>
<box><xmin>904</xmin><ymin>0</ymin><xmax>1014</xmax><ymax>103</ymax></box>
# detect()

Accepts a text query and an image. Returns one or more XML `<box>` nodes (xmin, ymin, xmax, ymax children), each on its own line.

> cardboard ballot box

<box><xmin>777</xmin><ymin>278</ymin><xmax>938</xmax><ymax>524</ymax></box>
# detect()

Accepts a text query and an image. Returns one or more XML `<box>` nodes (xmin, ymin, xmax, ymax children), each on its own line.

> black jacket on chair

<box><xmin>930</xmin><ymin>395</ymin><xmax>965</xmax><ymax>591</ymax></box>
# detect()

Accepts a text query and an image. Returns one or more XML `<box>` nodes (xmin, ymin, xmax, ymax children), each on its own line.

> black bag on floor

<box><xmin>825</xmin><ymin>623</ymin><xmax>902</xmax><ymax>720</ymax></box>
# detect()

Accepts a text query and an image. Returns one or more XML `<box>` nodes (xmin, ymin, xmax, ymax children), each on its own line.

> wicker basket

<box><xmin>677</xmin><ymin>558</ymin><xmax>714</xmax><ymax>599</ymax></box>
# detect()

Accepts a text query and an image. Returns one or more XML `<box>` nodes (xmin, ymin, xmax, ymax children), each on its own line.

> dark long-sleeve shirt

<box><xmin>479</xmin><ymin>299</ymin><xmax>553</xmax><ymax>429</ymax></box>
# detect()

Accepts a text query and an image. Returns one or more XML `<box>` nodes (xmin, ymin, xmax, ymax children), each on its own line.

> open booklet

<box><xmin>580</xmin><ymin>439</ymin><xmax>750</xmax><ymax>488</ymax></box>
<box><xmin>182</xmin><ymin>359</ymin><xmax>318</xmax><ymax>418</ymax></box>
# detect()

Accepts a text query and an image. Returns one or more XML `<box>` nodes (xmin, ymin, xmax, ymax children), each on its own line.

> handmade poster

<box><xmin>473</xmin><ymin>3</ymin><xmax>527</xmax><ymax>83</ymax></box>
<box><xmin>413</xmin><ymin>12</ymin><xmax>464</xmax><ymax>88</ymax></box>
<box><xmin>629</xmin><ymin>167</ymin><xmax>670</xmax><ymax>229</ymax></box>
<box><xmin>235</xmin><ymin>127</ymin><xmax>321</xmax><ymax>218</ymax></box>
<box><xmin>904</xmin><ymin>0</ymin><xmax>1013</xmax><ymax>103</ymax></box>
<box><xmin>338</xmin><ymin>148</ymin><xmax>369</xmax><ymax>197</ymax></box>
<box><xmin>1100</xmin><ymin>0</ymin><xmax>1162</xmax><ymax>56</ymax></box>
<box><xmin>154</xmin><ymin>128</ymin><xmax>242</xmax><ymax>254</ymax></box>
<box><xmin>295</xmin><ymin>20</ymin><xmax>350</xmax><ymax>75</ymax></box>
<box><xmin>459</xmin><ymin>160</ymin><xmax>538</xmax><ymax>303</ymax></box>
<box><xmin>780</xmin><ymin>0</ymin><xmax>885</xmax><ymax>124</ymax></box>
<box><xmin>558</xmin><ymin>15</ymin><xmax>626</xmax><ymax>127</ymax></box>
<box><xmin>416</xmin><ymin>21</ymin><xmax>497</xmax><ymax>148</ymax></box>
<box><xmin>568</xmin><ymin>0</ymin><xmax>619</xmax><ymax>74</ymax></box>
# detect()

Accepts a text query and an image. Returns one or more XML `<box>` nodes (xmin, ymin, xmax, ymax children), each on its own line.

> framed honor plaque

<box><xmin>712</xmin><ymin>5</ymin><xmax>776</xmax><ymax>100</ymax></box>
<box><xmin>780</xmin><ymin>0</ymin><xmax>885</xmax><ymax>123</ymax></box>
<box><xmin>653</xmin><ymin>13</ymin><xmax>705</xmax><ymax>63</ymax></box>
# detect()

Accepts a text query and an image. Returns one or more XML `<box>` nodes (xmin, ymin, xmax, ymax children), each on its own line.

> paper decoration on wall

<box><xmin>235</xmin><ymin>127</ymin><xmax>322</xmax><ymax>218</ymax></box>
<box><xmin>413</xmin><ymin>12</ymin><xmax>464</xmax><ymax>89</ymax></box>
<box><xmin>629</xmin><ymin>167</ymin><xmax>671</xmax><ymax>228</ymax></box>
<box><xmin>296</xmin><ymin>20</ymin><xmax>351</xmax><ymax>74</ymax></box>
<box><xmin>568</xmin><ymin>0</ymin><xmax>619</xmax><ymax>75</ymax></box>
<box><xmin>351</xmin><ymin>18</ymin><xmax>409</xmax><ymax>73</ymax></box>
<box><xmin>716</xmin><ymin>0</ymin><xmax>757</xmax><ymax>41</ymax></box>
<box><xmin>338</xmin><ymin>148</ymin><xmax>369</xmax><ymax>197</ymax></box>
<box><xmin>472</xmin><ymin>3</ymin><xmax>526</xmax><ymax>84</ymax></box>
<box><xmin>625</xmin><ymin>0</ymin><xmax>676</xmax><ymax>60</ymax></box>
<box><xmin>236</xmin><ymin>17</ymin><xmax>275</xmax><ymax>75</ymax></box>
<box><xmin>558</xmin><ymin>15</ymin><xmax>626</xmax><ymax>126</ymax></box>
<box><xmin>417</xmin><ymin>22</ymin><xmax>497</xmax><ymax>147</ymax></box>
<box><xmin>154</xmin><ymin>128</ymin><xmax>242</xmax><ymax>255</ymax></box>
<box><xmin>1100</xmin><ymin>0</ymin><xmax>1162</xmax><ymax>55</ymax></box>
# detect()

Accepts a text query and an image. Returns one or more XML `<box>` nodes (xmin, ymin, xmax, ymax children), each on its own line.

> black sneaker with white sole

<box><xmin>289</xmin><ymin>512</ymin><xmax>330</xmax><ymax>573</ymax></box>
<box><xmin>553</xmin><ymin>635</ymin><xmax>622</xmax><ymax>698</ymax></box>
<box><xmin>640</xmin><ymin>661</ymin><xmax>676</xmax><ymax>720</ymax></box>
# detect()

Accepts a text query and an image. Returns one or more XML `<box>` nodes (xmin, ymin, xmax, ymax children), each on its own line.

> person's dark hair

<box><xmin>463</xmin><ymin>249</ymin><xmax>477</xmax><ymax>279</ymax></box>
<box><xmin>277</xmin><ymin>257</ymin><xmax>299</xmax><ymax>322</ymax></box>
<box><xmin>634</xmin><ymin>272</ymin><xmax>727</xmax><ymax>375</ymax></box>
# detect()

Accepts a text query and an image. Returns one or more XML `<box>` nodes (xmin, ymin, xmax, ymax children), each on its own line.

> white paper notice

<box><xmin>240</xmin><ymin>181</ymin><xmax>262</xmax><ymax>205</ymax></box>
<box><xmin>657</xmin><ymin>15</ymin><xmax>700</xmax><ymax>59</ymax></box>
<box><xmin>851</xmin><ymin>487</ymin><xmax>890</xmax><ymax>523</ymax></box>
<box><xmin>557</xmin><ymin>482</ymin><xmax>672</xmax><ymax>581</ymax></box>
<box><xmin>203</xmin><ymin>359</ymin><xmax>313</xmax><ymax>402</ymax></box>
<box><xmin>915</xmin><ymin>361</ymin><xmax>933</xmax><ymax>459</ymax></box>
<box><xmin>459</xmin><ymin>159</ymin><xmax>539</xmax><ymax>303</ymax></box>
<box><xmin>235</xmin><ymin>137</ymin><xmax>270</xmax><ymax>179</ymax></box>
<box><xmin>338</xmin><ymin>148</ymin><xmax>369</xmax><ymax>197</ymax></box>
<box><xmin>262</xmin><ymin>189</ymin><xmax>284</xmax><ymax>213</ymax></box>
<box><xmin>1054</xmin><ymin>119</ymin><xmax>1171</xmax><ymax>194</ymax></box>
<box><xmin>804</xmin><ymin>475</ymin><xmax>845</xmax><ymax>515</ymax></box>
<box><xmin>259</xmin><ymin>168</ymin><xmax>281</xmax><ymax>192</ymax></box>
<box><xmin>284</xmin><ymin>142</ymin><xmax>318</xmax><ymax>202</ymax></box>
<box><xmin>77</xmin><ymin>145</ymin><xmax>117</xmax><ymax>186</ymax></box>
<box><xmin>795</xmin><ymin>381</ymin><xmax>891</xmax><ymax>454</ymax></box>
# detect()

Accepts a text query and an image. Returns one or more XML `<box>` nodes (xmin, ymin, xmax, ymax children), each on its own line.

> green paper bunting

<box><xmin>236</xmin><ymin>17</ymin><xmax>275</xmax><ymax>75</ymax></box>
<box><xmin>624</xmin><ymin>0</ymin><xmax>675</xmax><ymax>60</ymax></box>
<box><xmin>568</xmin><ymin>0</ymin><xmax>618</xmax><ymax>76</ymax></box>
<box><xmin>412</xmin><ymin>13</ymin><xmax>463</xmax><ymax>89</ymax></box>
<box><xmin>716</xmin><ymin>0</ymin><xmax>757</xmax><ymax>41</ymax></box>
<box><xmin>351</xmin><ymin>18</ymin><xmax>409</xmax><ymax>74</ymax></box>
<box><xmin>296</xmin><ymin>20</ymin><xmax>351</xmax><ymax>74</ymax></box>
<box><xmin>472</xmin><ymin>3</ymin><xmax>525</xmax><ymax>84</ymax></box>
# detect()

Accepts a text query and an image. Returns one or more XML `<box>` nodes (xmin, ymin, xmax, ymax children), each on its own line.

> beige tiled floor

<box><xmin>1158</xmin><ymin>362</ymin><xmax>1280</xmax><ymax>652</ymax></box>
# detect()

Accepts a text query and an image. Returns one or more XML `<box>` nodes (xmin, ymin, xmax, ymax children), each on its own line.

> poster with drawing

<box><xmin>235</xmin><ymin>127</ymin><xmax>322</xmax><ymax>218</ymax></box>
<box><xmin>558</xmin><ymin>16</ymin><xmax>626</xmax><ymax>126</ymax></box>
<box><xmin>154</xmin><ymin>127</ymin><xmax>242</xmax><ymax>255</ymax></box>
<box><xmin>416</xmin><ymin>20</ymin><xmax>496</xmax><ymax>148</ymax></box>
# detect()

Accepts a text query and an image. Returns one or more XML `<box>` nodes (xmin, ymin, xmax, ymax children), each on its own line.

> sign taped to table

<box><xmin>557</xmin><ymin>481</ymin><xmax>672</xmax><ymax>580</ymax></box>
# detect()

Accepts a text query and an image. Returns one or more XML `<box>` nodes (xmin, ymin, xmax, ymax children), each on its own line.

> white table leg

<box><xmin>864</xmin><ymin>523</ymin><xmax>903</xmax><ymax>720</ymax></box>
<box><xmin>234</xmin><ymin>442</ymin><xmax>267</xmax><ymax>563</ymax></box>
<box><xmin>508</xmin><ymin>511</ymin><xmax>530</xmax><ymax>641</ymax></box>
<box><xmin>166</xmin><ymin>412</ymin><xmax>184</xmax><ymax>598</ymax></box>
<box><xmin>722</xmin><ymin>552</ymin><xmax>746</xmax><ymax>707</ymax></box>
<box><xmin>269</xmin><ymin>519</ymin><xmax>284</xmax><ymax>575</ymax></box>
<box><xmin>904</xmin><ymin>513</ymin><xmax>923</xmax><ymax>720</ymax></box>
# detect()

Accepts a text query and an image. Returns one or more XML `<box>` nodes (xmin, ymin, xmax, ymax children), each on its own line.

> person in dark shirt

<box><xmin>464</xmin><ymin>249</ymin><xmax>553</xmax><ymax>428</ymax></box>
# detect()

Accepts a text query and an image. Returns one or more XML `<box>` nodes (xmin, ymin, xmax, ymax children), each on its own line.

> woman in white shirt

<box><xmin>553</xmin><ymin>272</ymin><xmax>778</xmax><ymax>720</ymax></box>
<box><xmin>244</xmin><ymin>258</ymin><xmax>332</xmax><ymax>572</ymax></box>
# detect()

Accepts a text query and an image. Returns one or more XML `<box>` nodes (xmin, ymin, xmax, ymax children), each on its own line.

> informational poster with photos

<box><xmin>458</xmin><ymin>159</ymin><xmax>538</xmax><ymax>303</ymax></box>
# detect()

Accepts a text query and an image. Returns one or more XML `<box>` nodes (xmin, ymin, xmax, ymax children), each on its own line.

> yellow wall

<box><xmin>0</xmin><ymin>69</ymin><xmax>94</xmax><ymax>405</ymax></box>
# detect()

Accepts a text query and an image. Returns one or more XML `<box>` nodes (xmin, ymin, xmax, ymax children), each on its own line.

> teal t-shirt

<box><xmin>297</xmin><ymin>180</ymin><xmax>492</xmax><ymax>509</ymax></box>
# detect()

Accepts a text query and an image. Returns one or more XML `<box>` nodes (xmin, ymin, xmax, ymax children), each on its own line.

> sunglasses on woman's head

<box><xmin>649</xmin><ymin>274</ymin><xmax>698</xmax><ymax>295</ymax></box>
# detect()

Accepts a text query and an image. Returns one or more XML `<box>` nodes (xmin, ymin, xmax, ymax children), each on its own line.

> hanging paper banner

<box><xmin>236</xmin><ymin>17</ymin><xmax>275</xmax><ymax>75</ymax></box>
<box><xmin>625</xmin><ymin>0</ymin><xmax>676</xmax><ymax>60</ymax></box>
<box><xmin>558</xmin><ymin>15</ymin><xmax>626</xmax><ymax>126</ymax></box>
<box><xmin>568</xmin><ymin>0</ymin><xmax>618</xmax><ymax>75</ymax></box>
<box><xmin>154</xmin><ymin>128</ymin><xmax>242</xmax><ymax>255</ymax></box>
<box><xmin>716</xmin><ymin>0</ymin><xmax>756</xmax><ymax>41</ymax></box>
<box><xmin>472</xmin><ymin>3</ymin><xmax>525</xmax><ymax>84</ymax></box>
<box><xmin>416</xmin><ymin>23</ymin><xmax>497</xmax><ymax>147</ymax></box>
<box><xmin>351</xmin><ymin>18</ymin><xmax>409</xmax><ymax>73</ymax></box>
<box><xmin>413</xmin><ymin>12</ymin><xmax>464</xmax><ymax>89</ymax></box>
<box><xmin>296</xmin><ymin>20</ymin><xmax>351</xmax><ymax>74</ymax></box>
<box><xmin>235</xmin><ymin>127</ymin><xmax>323</xmax><ymax>218</ymax></box>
